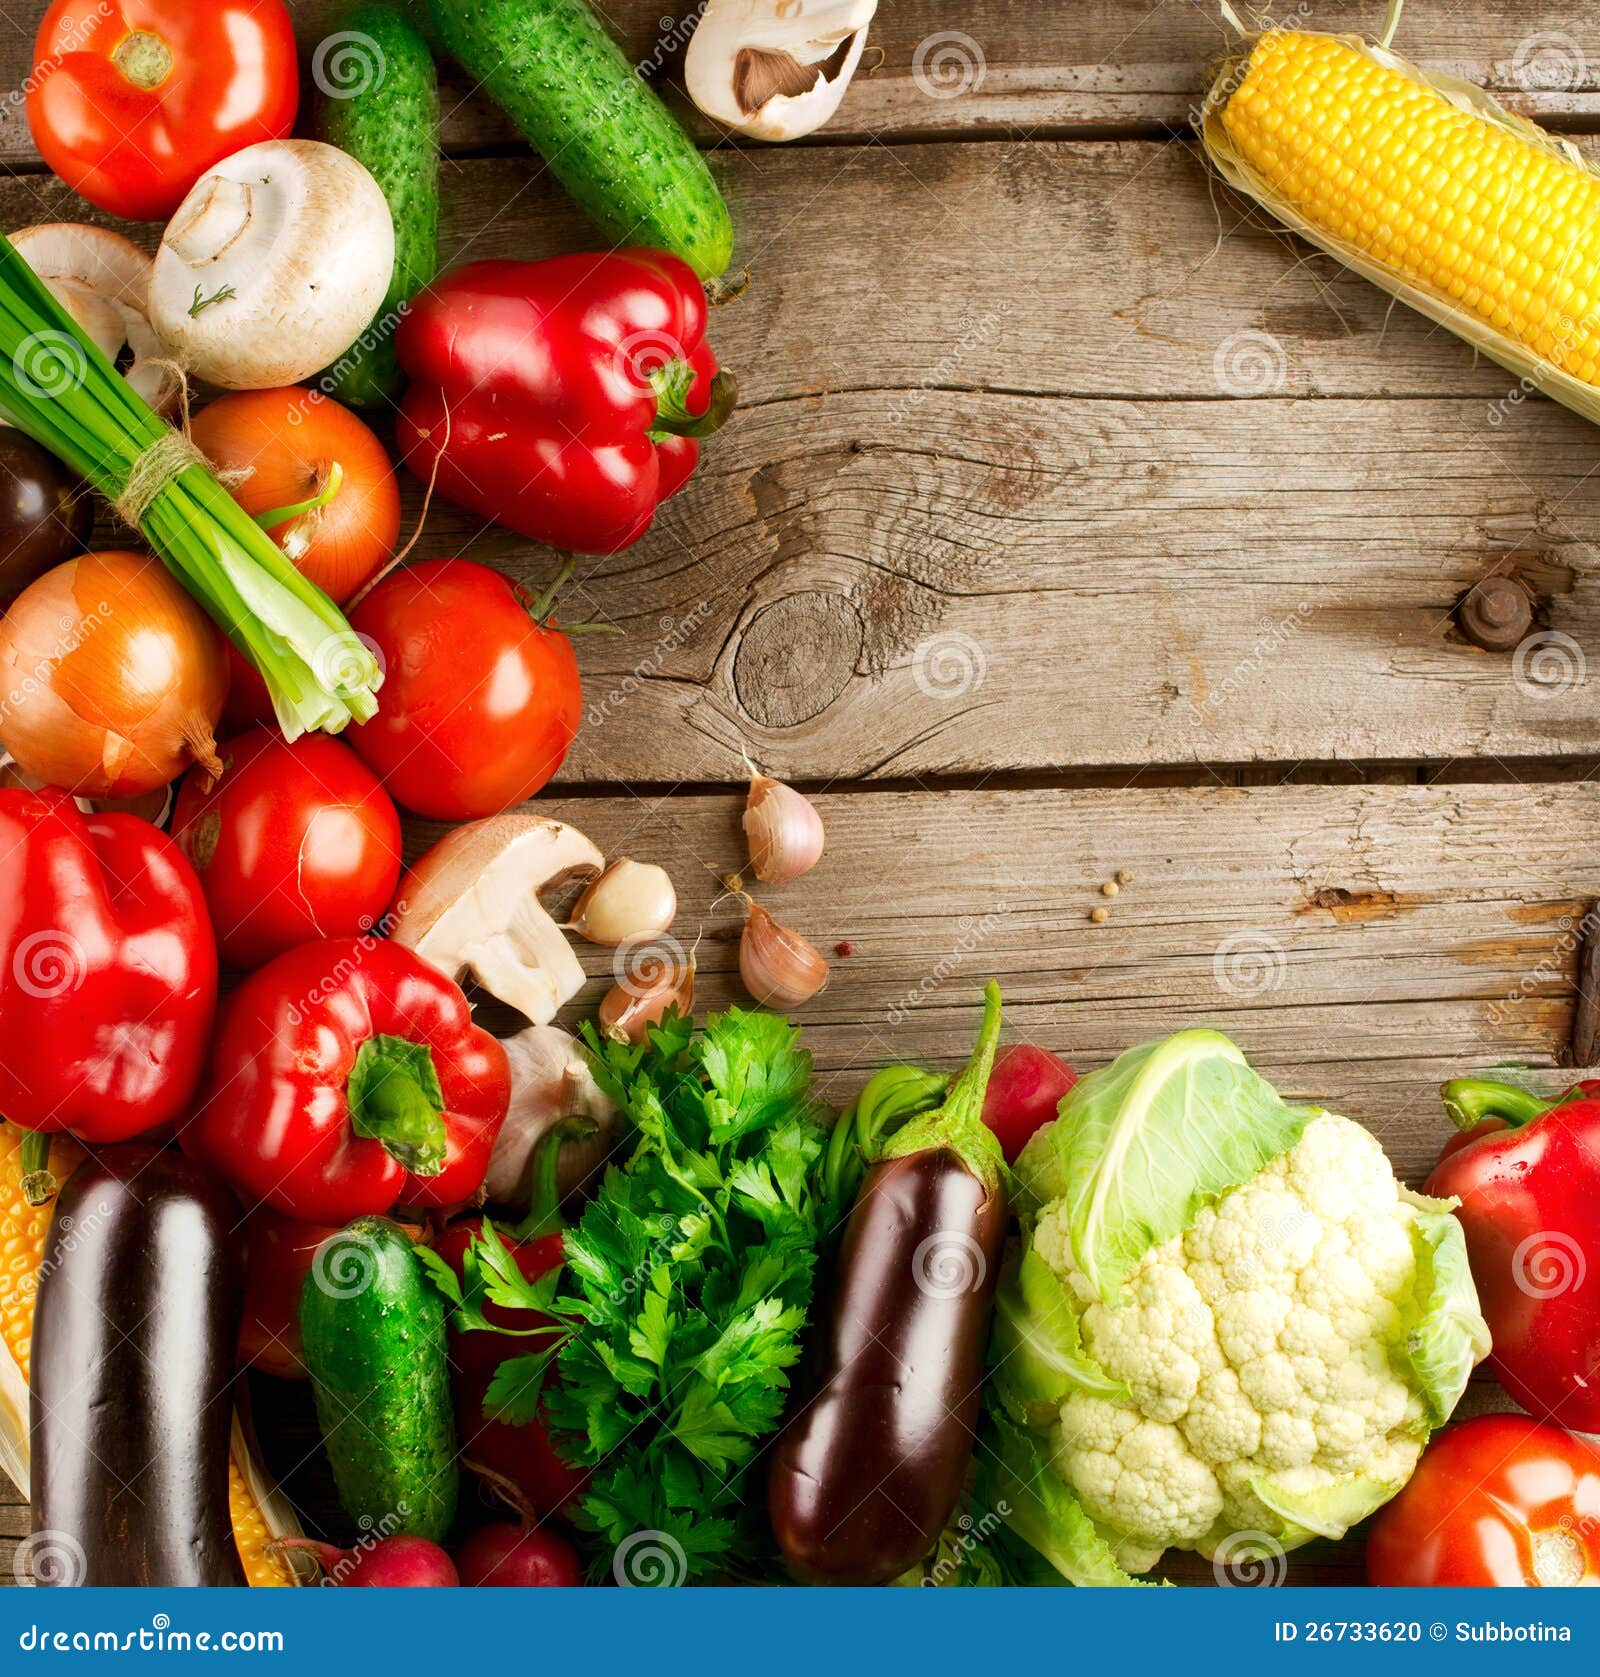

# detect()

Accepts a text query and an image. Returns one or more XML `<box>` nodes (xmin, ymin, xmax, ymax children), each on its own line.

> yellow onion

<box><xmin>0</xmin><ymin>550</ymin><xmax>227</xmax><ymax>798</ymax></box>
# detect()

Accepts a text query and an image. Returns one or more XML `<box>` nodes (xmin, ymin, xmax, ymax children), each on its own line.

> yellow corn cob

<box><xmin>0</xmin><ymin>1124</ymin><xmax>82</xmax><ymax>1383</ymax></box>
<box><xmin>1206</xmin><ymin>30</ymin><xmax>1600</xmax><ymax>403</ymax></box>
<box><xmin>0</xmin><ymin>1122</ymin><xmax>299</xmax><ymax>1585</ymax></box>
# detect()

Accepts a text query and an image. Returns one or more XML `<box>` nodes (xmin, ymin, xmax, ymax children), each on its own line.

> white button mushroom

<box><xmin>685</xmin><ymin>0</ymin><xmax>879</xmax><ymax>142</ymax></box>
<box><xmin>148</xmin><ymin>140</ymin><xmax>395</xmax><ymax>391</ymax></box>
<box><xmin>8</xmin><ymin>224</ymin><xmax>180</xmax><ymax>418</ymax></box>
<box><xmin>387</xmin><ymin>813</ymin><xmax>604</xmax><ymax>1026</ymax></box>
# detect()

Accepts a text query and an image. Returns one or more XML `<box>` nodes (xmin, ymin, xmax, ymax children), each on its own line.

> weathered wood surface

<box><xmin>7</xmin><ymin>135</ymin><xmax>1598</xmax><ymax>786</ymax></box>
<box><xmin>5</xmin><ymin>1</ymin><xmax>1600</xmax><ymax>165</ymax></box>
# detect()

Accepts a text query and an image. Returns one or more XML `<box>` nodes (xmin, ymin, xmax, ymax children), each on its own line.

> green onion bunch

<box><xmin>0</xmin><ymin>233</ymin><xmax>380</xmax><ymax>738</ymax></box>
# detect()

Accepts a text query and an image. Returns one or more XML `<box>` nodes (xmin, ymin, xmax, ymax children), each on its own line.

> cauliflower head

<box><xmin>991</xmin><ymin>1033</ymin><xmax>1489</xmax><ymax>1583</ymax></box>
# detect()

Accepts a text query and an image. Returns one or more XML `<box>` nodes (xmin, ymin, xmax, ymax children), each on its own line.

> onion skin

<box><xmin>0</xmin><ymin>550</ymin><xmax>227</xmax><ymax>797</ymax></box>
<box><xmin>191</xmin><ymin>388</ymin><xmax>400</xmax><ymax>604</ymax></box>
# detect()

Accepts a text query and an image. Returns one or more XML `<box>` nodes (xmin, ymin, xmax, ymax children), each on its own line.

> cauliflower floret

<box><xmin>1025</xmin><ymin>1112</ymin><xmax>1482</xmax><ymax>1570</ymax></box>
<box><xmin>1056</xmin><ymin>1394</ymin><xmax>1224</xmax><ymax>1547</ymax></box>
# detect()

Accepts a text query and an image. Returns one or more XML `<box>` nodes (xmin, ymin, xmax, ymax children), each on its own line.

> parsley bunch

<box><xmin>500</xmin><ymin>1007</ymin><xmax>832</xmax><ymax>1580</ymax></box>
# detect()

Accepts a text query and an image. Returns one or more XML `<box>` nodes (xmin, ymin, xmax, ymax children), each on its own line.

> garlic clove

<box><xmin>686</xmin><ymin>0</ymin><xmax>878</xmax><ymax>142</ymax></box>
<box><xmin>600</xmin><ymin>953</ymin><xmax>696</xmax><ymax>1044</ymax></box>
<box><xmin>738</xmin><ymin>898</ymin><xmax>829</xmax><ymax>1009</ymax></box>
<box><xmin>569</xmin><ymin>858</ymin><xmax>677</xmax><ymax>947</ymax></box>
<box><xmin>743</xmin><ymin>775</ymin><xmax>825</xmax><ymax>884</ymax></box>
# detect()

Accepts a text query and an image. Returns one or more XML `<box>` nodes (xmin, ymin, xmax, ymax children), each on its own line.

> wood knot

<box><xmin>733</xmin><ymin>591</ymin><xmax>863</xmax><ymax>728</ymax></box>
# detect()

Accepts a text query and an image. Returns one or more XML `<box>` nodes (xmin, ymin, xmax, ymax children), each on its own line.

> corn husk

<box><xmin>1200</xmin><ymin>28</ymin><xmax>1600</xmax><ymax>429</ymax></box>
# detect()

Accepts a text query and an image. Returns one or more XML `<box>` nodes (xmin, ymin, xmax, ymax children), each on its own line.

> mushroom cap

<box><xmin>686</xmin><ymin>0</ymin><xmax>878</xmax><ymax>140</ymax></box>
<box><xmin>8</xmin><ymin>223</ymin><xmax>180</xmax><ymax>417</ymax></box>
<box><xmin>390</xmin><ymin>813</ymin><xmax>604</xmax><ymax>1027</ymax></box>
<box><xmin>149</xmin><ymin>140</ymin><xmax>395</xmax><ymax>390</ymax></box>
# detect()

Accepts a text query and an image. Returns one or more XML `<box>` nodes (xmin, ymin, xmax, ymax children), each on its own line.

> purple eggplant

<box><xmin>769</xmin><ymin>983</ymin><xmax>1007</xmax><ymax>1585</ymax></box>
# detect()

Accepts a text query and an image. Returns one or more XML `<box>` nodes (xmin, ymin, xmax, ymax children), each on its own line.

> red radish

<box><xmin>454</xmin><ymin>1521</ymin><xmax>581</xmax><ymax>1587</ymax></box>
<box><xmin>276</xmin><ymin>1535</ymin><xmax>458</xmax><ymax>1587</ymax></box>
<box><xmin>456</xmin><ymin>1463</ymin><xmax>582</xmax><ymax>1587</ymax></box>
<box><xmin>981</xmin><ymin>1043</ymin><xmax>1077</xmax><ymax>1162</ymax></box>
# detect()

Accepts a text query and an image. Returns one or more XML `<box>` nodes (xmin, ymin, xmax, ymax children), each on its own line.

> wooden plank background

<box><xmin>4</xmin><ymin>0</ymin><xmax>1600</xmax><ymax>1586</ymax></box>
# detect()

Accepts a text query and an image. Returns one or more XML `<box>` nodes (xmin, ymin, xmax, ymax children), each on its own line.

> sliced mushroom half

<box><xmin>8</xmin><ymin>224</ymin><xmax>181</xmax><ymax>418</ymax></box>
<box><xmin>686</xmin><ymin>0</ymin><xmax>878</xmax><ymax>141</ymax></box>
<box><xmin>388</xmin><ymin>813</ymin><xmax>604</xmax><ymax>1026</ymax></box>
<box><xmin>485</xmin><ymin>1025</ymin><xmax>619</xmax><ymax>1209</ymax></box>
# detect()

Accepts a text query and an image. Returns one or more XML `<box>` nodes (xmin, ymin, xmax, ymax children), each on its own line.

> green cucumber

<box><xmin>315</xmin><ymin>3</ymin><xmax>440</xmax><ymax>407</ymax></box>
<box><xmin>300</xmin><ymin>1217</ymin><xmax>458</xmax><ymax>1542</ymax></box>
<box><xmin>420</xmin><ymin>0</ymin><xmax>733</xmax><ymax>279</ymax></box>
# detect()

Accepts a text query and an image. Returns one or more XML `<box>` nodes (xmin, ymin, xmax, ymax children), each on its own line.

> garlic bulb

<box><xmin>737</xmin><ymin>898</ymin><xmax>829</xmax><ymax>1008</ymax></box>
<box><xmin>743</xmin><ymin>776</ymin><xmax>825</xmax><ymax>884</ymax></box>
<box><xmin>569</xmin><ymin>859</ymin><xmax>677</xmax><ymax>947</ymax></box>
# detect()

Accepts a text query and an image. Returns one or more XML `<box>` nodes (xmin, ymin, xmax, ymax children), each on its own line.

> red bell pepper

<box><xmin>1426</xmin><ymin>1077</ymin><xmax>1600</xmax><ymax>1431</ymax></box>
<box><xmin>395</xmin><ymin>250</ymin><xmax>736</xmax><ymax>555</ymax></box>
<box><xmin>0</xmin><ymin>787</ymin><xmax>216</xmax><ymax>1167</ymax></box>
<box><xmin>27</xmin><ymin>0</ymin><xmax>299</xmax><ymax>222</ymax></box>
<box><xmin>181</xmin><ymin>937</ymin><xmax>509</xmax><ymax>1225</ymax></box>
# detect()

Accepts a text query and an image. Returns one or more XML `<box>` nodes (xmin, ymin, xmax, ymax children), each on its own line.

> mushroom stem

<box><xmin>166</xmin><ymin>178</ymin><xmax>255</xmax><ymax>267</ymax></box>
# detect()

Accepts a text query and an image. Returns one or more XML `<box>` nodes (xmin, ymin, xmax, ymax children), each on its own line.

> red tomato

<box><xmin>434</xmin><ymin>1219</ymin><xmax>589</xmax><ymax>1517</ymax></box>
<box><xmin>28</xmin><ymin>1</ymin><xmax>299</xmax><ymax>222</ymax></box>
<box><xmin>238</xmin><ymin>1205</ymin><xmax>341</xmax><ymax>1378</ymax></box>
<box><xmin>172</xmin><ymin>730</ymin><xmax>402</xmax><ymax>970</ymax></box>
<box><xmin>1367</xmin><ymin>1416</ymin><xmax>1600</xmax><ymax>1587</ymax></box>
<box><xmin>982</xmin><ymin>1043</ymin><xmax>1077</xmax><ymax>1162</ymax></box>
<box><xmin>348</xmin><ymin>559</ymin><xmax>582</xmax><ymax>822</ymax></box>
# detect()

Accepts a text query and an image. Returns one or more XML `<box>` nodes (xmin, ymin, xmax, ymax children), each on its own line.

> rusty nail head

<box><xmin>1458</xmin><ymin>573</ymin><xmax>1534</xmax><ymax>652</ymax></box>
